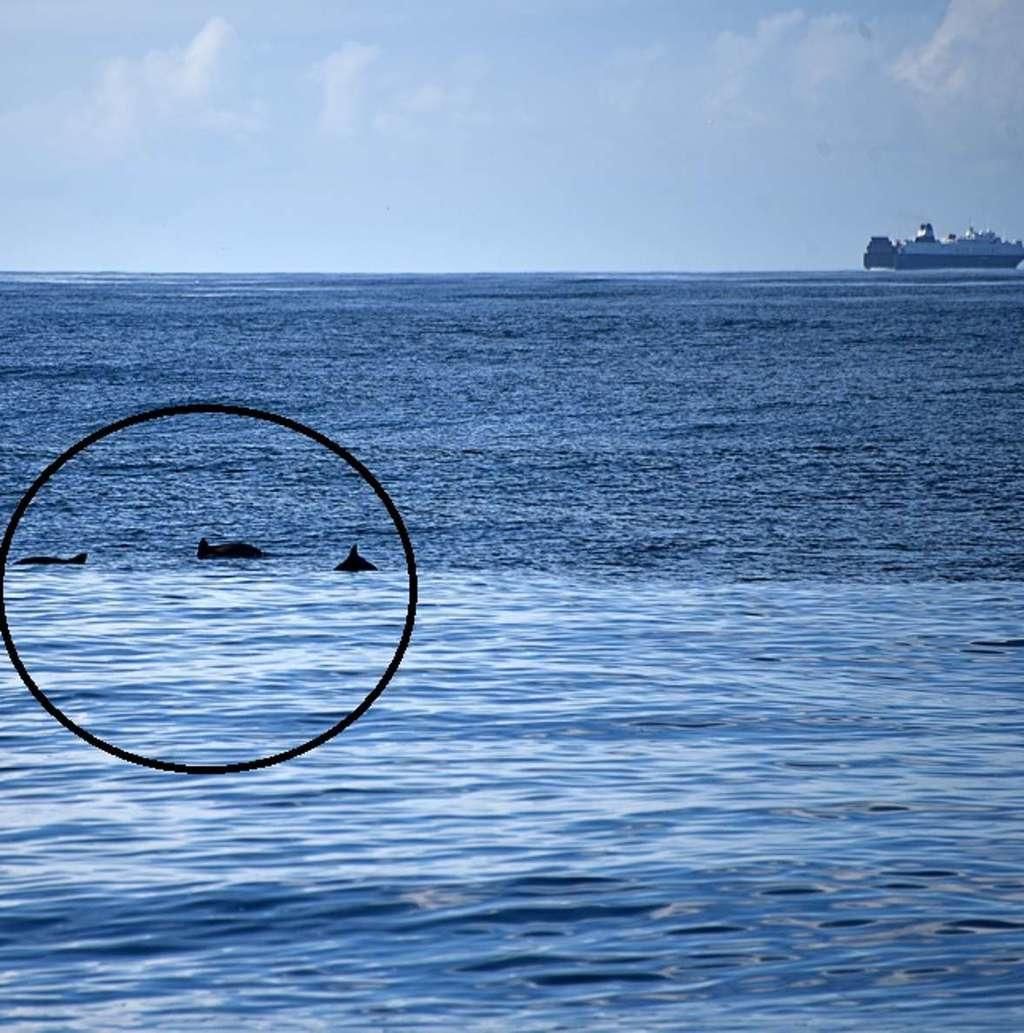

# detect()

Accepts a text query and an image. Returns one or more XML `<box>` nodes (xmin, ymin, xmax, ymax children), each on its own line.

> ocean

<box><xmin>1</xmin><ymin>271</ymin><xmax>1022</xmax><ymax>1029</ymax></box>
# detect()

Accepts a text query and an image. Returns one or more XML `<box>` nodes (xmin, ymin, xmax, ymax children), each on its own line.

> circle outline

<box><xmin>0</xmin><ymin>402</ymin><xmax>418</xmax><ymax>775</ymax></box>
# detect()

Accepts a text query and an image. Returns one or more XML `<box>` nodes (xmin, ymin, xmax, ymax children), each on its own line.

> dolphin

<box><xmin>334</xmin><ymin>545</ymin><xmax>378</xmax><ymax>572</ymax></box>
<box><xmin>14</xmin><ymin>552</ymin><xmax>87</xmax><ymax>565</ymax></box>
<box><xmin>197</xmin><ymin>537</ymin><xmax>264</xmax><ymax>559</ymax></box>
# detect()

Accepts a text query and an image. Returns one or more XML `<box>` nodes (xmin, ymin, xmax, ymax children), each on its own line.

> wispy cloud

<box><xmin>704</xmin><ymin>8</ymin><xmax>878</xmax><ymax>127</ymax></box>
<box><xmin>370</xmin><ymin>56</ymin><xmax>489</xmax><ymax>138</ymax></box>
<box><xmin>893</xmin><ymin>0</ymin><xmax>1006</xmax><ymax>96</ymax></box>
<box><xmin>793</xmin><ymin>13</ymin><xmax>876</xmax><ymax>95</ymax></box>
<box><xmin>705</xmin><ymin>10</ymin><xmax>806</xmax><ymax>128</ymax></box>
<box><xmin>892</xmin><ymin>0</ymin><xmax>1024</xmax><ymax>153</ymax></box>
<box><xmin>700</xmin><ymin>7</ymin><xmax>909</xmax><ymax>158</ymax></box>
<box><xmin>893</xmin><ymin>0</ymin><xmax>1024</xmax><ymax>101</ymax></box>
<box><xmin>314</xmin><ymin>43</ymin><xmax>380</xmax><ymax>135</ymax></box>
<box><xmin>76</xmin><ymin>17</ymin><xmax>259</xmax><ymax>147</ymax></box>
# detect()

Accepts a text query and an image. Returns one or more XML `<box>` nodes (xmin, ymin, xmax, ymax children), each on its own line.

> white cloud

<box><xmin>893</xmin><ymin>0</ymin><xmax>1004</xmax><ymax>95</ymax></box>
<box><xmin>706</xmin><ymin>10</ymin><xmax>806</xmax><ymax>127</ymax></box>
<box><xmin>700</xmin><ymin>7</ymin><xmax>916</xmax><ymax>159</ymax></box>
<box><xmin>793</xmin><ymin>14</ymin><xmax>875</xmax><ymax>95</ymax></box>
<box><xmin>370</xmin><ymin>57</ymin><xmax>489</xmax><ymax>138</ymax></box>
<box><xmin>76</xmin><ymin>16</ymin><xmax>259</xmax><ymax>148</ymax></box>
<box><xmin>177</xmin><ymin>16</ymin><xmax>231</xmax><ymax>99</ymax></box>
<box><xmin>91</xmin><ymin>57</ymin><xmax>137</xmax><ymax>144</ymax></box>
<box><xmin>892</xmin><ymin>0</ymin><xmax>1024</xmax><ymax>113</ymax></box>
<box><xmin>704</xmin><ymin>9</ymin><xmax>878</xmax><ymax>129</ymax></box>
<box><xmin>314</xmin><ymin>43</ymin><xmax>380</xmax><ymax>135</ymax></box>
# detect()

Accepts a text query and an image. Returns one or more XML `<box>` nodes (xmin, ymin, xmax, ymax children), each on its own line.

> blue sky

<box><xmin>1</xmin><ymin>0</ymin><xmax>1021</xmax><ymax>271</ymax></box>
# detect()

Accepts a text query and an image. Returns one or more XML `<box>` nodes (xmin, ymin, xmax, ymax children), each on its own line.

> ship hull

<box><xmin>863</xmin><ymin>254</ymin><xmax>894</xmax><ymax>270</ymax></box>
<box><xmin>892</xmin><ymin>253</ymin><xmax>1023</xmax><ymax>270</ymax></box>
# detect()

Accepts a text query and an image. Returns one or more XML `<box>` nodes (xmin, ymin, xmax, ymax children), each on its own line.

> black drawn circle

<box><xmin>0</xmin><ymin>403</ymin><xmax>418</xmax><ymax>775</ymax></box>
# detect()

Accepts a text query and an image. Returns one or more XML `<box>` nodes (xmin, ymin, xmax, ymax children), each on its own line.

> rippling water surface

<box><xmin>1</xmin><ymin>272</ymin><xmax>1022</xmax><ymax>1029</ymax></box>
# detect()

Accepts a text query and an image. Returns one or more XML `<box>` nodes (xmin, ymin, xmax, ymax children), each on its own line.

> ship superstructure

<box><xmin>863</xmin><ymin>222</ymin><xmax>1024</xmax><ymax>270</ymax></box>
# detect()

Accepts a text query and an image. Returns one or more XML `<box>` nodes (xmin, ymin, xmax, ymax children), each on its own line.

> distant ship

<box><xmin>863</xmin><ymin>222</ymin><xmax>1024</xmax><ymax>270</ymax></box>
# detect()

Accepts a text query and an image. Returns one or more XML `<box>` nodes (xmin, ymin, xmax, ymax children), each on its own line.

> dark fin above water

<box><xmin>15</xmin><ymin>552</ymin><xmax>87</xmax><ymax>565</ymax></box>
<box><xmin>334</xmin><ymin>544</ymin><xmax>378</xmax><ymax>572</ymax></box>
<box><xmin>196</xmin><ymin>537</ymin><xmax>264</xmax><ymax>559</ymax></box>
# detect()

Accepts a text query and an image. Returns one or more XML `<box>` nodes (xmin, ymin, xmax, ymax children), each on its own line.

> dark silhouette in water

<box><xmin>15</xmin><ymin>552</ymin><xmax>87</xmax><ymax>565</ymax></box>
<box><xmin>197</xmin><ymin>537</ymin><xmax>264</xmax><ymax>559</ymax></box>
<box><xmin>335</xmin><ymin>545</ymin><xmax>377</xmax><ymax>572</ymax></box>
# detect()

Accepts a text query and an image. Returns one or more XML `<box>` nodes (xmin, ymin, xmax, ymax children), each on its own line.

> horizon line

<box><xmin>0</xmin><ymin>266</ymin><xmax>881</xmax><ymax>277</ymax></box>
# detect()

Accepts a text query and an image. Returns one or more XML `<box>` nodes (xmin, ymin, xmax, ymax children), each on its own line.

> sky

<box><xmin>1</xmin><ymin>0</ymin><xmax>1022</xmax><ymax>271</ymax></box>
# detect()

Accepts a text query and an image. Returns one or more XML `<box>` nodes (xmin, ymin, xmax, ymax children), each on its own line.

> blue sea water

<box><xmin>0</xmin><ymin>271</ymin><xmax>1022</xmax><ymax>1029</ymax></box>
